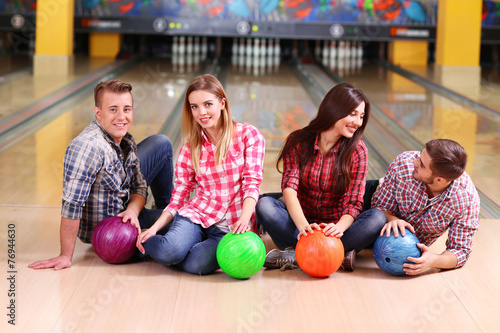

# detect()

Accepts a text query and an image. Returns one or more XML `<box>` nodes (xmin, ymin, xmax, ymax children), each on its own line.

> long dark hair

<box><xmin>277</xmin><ymin>83</ymin><xmax>370</xmax><ymax>196</ymax></box>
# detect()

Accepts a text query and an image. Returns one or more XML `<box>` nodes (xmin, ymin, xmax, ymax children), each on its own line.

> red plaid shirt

<box><xmin>165</xmin><ymin>123</ymin><xmax>265</xmax><ymax>230</ymax></box>
<box><xmin>372</xmin><ymin>151</ymin><xmax>480</xmax><ymax>267</ymax></box>
<box><xmin>281</xmin><ymin>135</ymin><xmax>368</xmax><ymax>223</ymax></box>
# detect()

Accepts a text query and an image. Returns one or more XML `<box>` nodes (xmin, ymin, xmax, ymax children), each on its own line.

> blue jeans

<box><xmin>136</xmin><ymin>134</ymin><xmax>174</xmax><ymax>229</ymax></box>
<box><xmin>143</xmin><ymin>214</ymin><xmax>227</xmax><ymax>275</ymax></box>
<box><xmin>255</xmin><ymin>195</ymin><xmax>386</xmax><ymax>252</ymax></box>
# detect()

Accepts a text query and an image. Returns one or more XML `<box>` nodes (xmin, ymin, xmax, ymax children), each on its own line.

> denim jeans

<box><xmin>255</xmin><ymin>185</ymin><xmax>386</xmax><ymax>252</ymax></box>
<box><xmin>136</xmin><ymin>134</ymin><xmax>174</xmax><ymax>229</ymax></box>
<box><xmin>143</xmin><ymin>214</ymin><xmax>227</xmax><ymax>275</ymax></box>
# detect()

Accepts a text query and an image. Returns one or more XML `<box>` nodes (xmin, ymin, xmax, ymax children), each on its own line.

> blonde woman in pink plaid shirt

<box><xmin>136</xmin><ymin>74</ymin><xmax>266</xmax><ymax>275</ymax></box>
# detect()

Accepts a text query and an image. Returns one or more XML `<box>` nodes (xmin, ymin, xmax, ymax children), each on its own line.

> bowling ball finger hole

<box><xmin>385</xmin><ymin>257</ymin><xmax>391</xmax><ymax>263</ymax></box>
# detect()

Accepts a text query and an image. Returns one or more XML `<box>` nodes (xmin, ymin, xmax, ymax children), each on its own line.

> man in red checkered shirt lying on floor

<box><xmin>367</xmin><ymin>139</ymin><xmax>480</xmax><ymax>275</ymax></box>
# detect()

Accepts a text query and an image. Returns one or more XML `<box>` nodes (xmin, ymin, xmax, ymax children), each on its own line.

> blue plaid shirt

<box><xmin>61</xmin><ymin>121</ymin><xmax>147</xmax><ymax>243</ymax></box>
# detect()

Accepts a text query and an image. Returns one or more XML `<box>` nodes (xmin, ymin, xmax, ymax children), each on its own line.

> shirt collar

<box><xmin>442</xmin><ymin>177</ymin><xmax>459</xmax><ymax>199</ymax></box>
<box><xmin>201</xmin><ymin>130</ymin><xmax>216</xmax><ymax>149</ymax></box>
<box><xmin>418</xmin><ymin>176</ymin><xmax>459</xmax><ymax>203</ymax></box>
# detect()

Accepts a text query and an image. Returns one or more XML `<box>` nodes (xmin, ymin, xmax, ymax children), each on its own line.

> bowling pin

<box><xmin>322</xmin><ymin>56</ymin><xmax>329</xmax><ymax>67</ymax></box>
<box><xmin>232</xmin><ymin>54</ymin><xmax>238</xmax><ymax>68</ymax></box>
<box><xmin>253</xmin><ymin>38</ymin><xmax>260</xmax><ymax>58</ymax></box>
<box><xmin>186</xmin><ymin>36</ymin><xmax>193</xmax><ymax>55</ymax></box>
<box><xmin>357</xmin><ymin>41</ymin><xmax>363</xmax><ymax>59</ymax></box>
<box><xmin>245</xmin><ymin>54</ymin><xmax>252</xmax><ymax>73</ymax></box>
<box><xmin>315</xmin><ymin>40</ymin><xmax>321</xmax><ymax>59</ymax></box>
<box><xmin>338</xmin><ymin>41</ymin><xmax>345</xmax><ymax>60</ymax></box>
<box><xmin>232</xmin><ymin>38</ymin><xmax>238</xmax><ymax>56</ymax></box>
<box><xmin>239</xmin><ymin>38</ymin><xmax>245</xmax><ymax>56</ymax></box>
<box><xmin>330</xmin><ymin>41</ymin><xmax>336</xmax><ymax>61</ymax></box>
<box><xmin>267</xmin><ymin>38</ymin><xmax>274</xmax><ymax>57</ymax></box>
<box><xmin>178</xmin><ymin>36</ymin><xmax>186</xmax><ymax>56</ymax></box>
<box><xmin>344</xmin><ymin>57</ymin><xmax>351</xmax><ymax>75</ymax></box>
<box><xmin>246</xmin><ymin>38</ymin><xmax>252</xmax><ymax>58</ymax></box>
<box><xmin>274</xmin><ymin>39</ymin><xmax>281</xmax><ymax>57</ymax></box>
<box><xmin>194</xmin><ymin>53</ymin><xmax>200</xmax><ymax>71</ymax></box>
<box><xmin>322</xmin><ymin>40</ymin><xmax>329</xmax><ymax>60</ymax></box>
<box><xmin>194</xmin><ymin>36</ymin><xmax>200</xmax><ymax>55</ymax></box>
<box><xmin>253</xmin><ymin>53</ymin><xmax>260</xmax><ymax>75</ymax></box>
<box><xmin>201</xmin><ymin>37</ymin><xmax>208</xmax><ymax>59</ymax></box>
<box><xmin>238</xmin><ymin>53</ymin><xmax>245</xmax><ymax>71</ymax></box>
<box><xmin>179</xmin><ymin>53</ymin><xmax>185</xmax><ymax>74</ymax></box>
<box><xmin>345</xmin><ymin>41</ymin><xmax>351</xmax><ymax>59</ymax></box>
<box><xmin>261</xmin><ymin>38</ymin><xmax>267</xmax><ymax>58</ymax></box>
<box><xmin>186</xmin><ymin>54</ymin><xmax>193</xmax><ymax>72</ymax></box>
<box><xmin>329</xmin><ymin>56</ymin><xmax>336</xmax><ymax>71</ymax></box>
<box><xmin>337</xmin><ymin>58</ymin><xmax>345</xmax><ymax>77</ymax></box>
<box><xmin>172</xmin><ymin>36</ymin><xmax>178</xmax><ymax>55</ymax></box>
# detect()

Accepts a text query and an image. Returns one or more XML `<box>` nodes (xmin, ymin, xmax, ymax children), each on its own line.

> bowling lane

<box><xmin>0</xmin><ymin>55</ymin><xmax>118</xmax><ymax>120</ymax></box>
<box><xmin>327</xmin><ymin>61</ymin><xmax>500</xmax><ymax>207</ymax></box>
<box><xmin>0</xmin><ymin>57</ymin><xmax>197</xmax><ymax>207</ymax></box>
<box><xmin>405</xmin><ymin>64</ymin><xmax>500</xmax><ymax>113</ymax></box>
<box><xmin>224</xmin><ymin>55</ymin><xmax>318</xmax><ymax>194</ymax></box>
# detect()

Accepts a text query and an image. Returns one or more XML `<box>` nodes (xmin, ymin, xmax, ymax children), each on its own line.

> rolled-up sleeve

<box><xmin>341</xmin><ymin>142</ymin><xmax>367</xmax><ymax>218</ymax></box>
<box><xmin>281</xmin><ymin>143</ymin><xmax>301</xmax><ymax>192</ymax></box>
<box><xmin>447</xmin><ymin>204</ymin><xmax>480</xmax><ymax>268</ymax></box>
<box><xmin>164</xmin><ymin>143</ymin><xmax>196</xmax><ymax>217</ymax></box>
<box><xmin>242</xmin><ymin>125</ymin><xmax>265</xmax><ymax>202</ymax></box>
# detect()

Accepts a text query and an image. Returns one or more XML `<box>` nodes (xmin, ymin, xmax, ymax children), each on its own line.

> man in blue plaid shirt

<box><xmin>29</xmin><ymin>80</ymin><xmax>173</xmax><ymax>270</ymax></box>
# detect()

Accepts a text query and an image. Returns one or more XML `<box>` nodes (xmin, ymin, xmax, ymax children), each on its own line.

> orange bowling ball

<box><xmin>295</xmin><ymin>228</ymin><xmax>344</xmax><ymax>277</ymax></box>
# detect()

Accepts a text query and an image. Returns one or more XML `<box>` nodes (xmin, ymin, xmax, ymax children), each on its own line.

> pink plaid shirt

<box><xmin>372</xmin><ymin>151</ymin><xmax>480</xmax><ymax>268</ymax></box>
<box><xmin>164</xmin><ymin>123</ymin><xmax>265</xmax><ymax>231</ymax></box>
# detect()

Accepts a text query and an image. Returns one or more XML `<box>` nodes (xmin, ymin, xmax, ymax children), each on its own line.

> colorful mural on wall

<box><xmin>1</xmin><ymin>0</ymin><xmax>499</xmax><ymax>27</ymax></box>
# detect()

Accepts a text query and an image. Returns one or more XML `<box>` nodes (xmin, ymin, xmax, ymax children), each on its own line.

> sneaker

<box><xmin>264</xmin><ymin>248</ymin><xmax>299</xmax><ymax>270</ymax></box>
<box><xmin>339</xmin><ymin>250</ymin><xmax>356</xmax><ymax>271</ymax></box>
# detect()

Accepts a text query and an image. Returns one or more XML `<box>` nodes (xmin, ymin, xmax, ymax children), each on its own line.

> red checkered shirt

<box><xmin>164</xmin><ymin>123</ymin><xmax>265</xmax><ymax>230</ymax></box>
<box><xmin>281</xmin><ymin>135</ymin><xmax>368</xmax><ymax>223</ymax></box>
<box><xmin>372</xmin><ymin>151</ymin><xmax>480</xmax><ymax>268</ymax></box>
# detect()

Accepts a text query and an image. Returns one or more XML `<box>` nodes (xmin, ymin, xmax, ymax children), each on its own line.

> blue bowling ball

<box><xmin>373</xmin><ymin>230</ymin><xmax>421</xmax><ymax>276</ymax></box>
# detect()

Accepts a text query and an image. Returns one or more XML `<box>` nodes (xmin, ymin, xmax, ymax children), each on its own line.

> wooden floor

<box><xmin>1</xmin><ymin>56</ymin><xmax>500</xmax><ymax>332</ymax></box>
<box><xmin>1</xmin><ymin>206</ymin><xmax>499</xmax><ymax>332</ymax></box>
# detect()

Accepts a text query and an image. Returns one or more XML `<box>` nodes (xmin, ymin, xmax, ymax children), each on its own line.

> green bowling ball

<box><xmin>216</xmin><ymin>231</ymin><xmax>266</xmax><ymax>279</ymax></box>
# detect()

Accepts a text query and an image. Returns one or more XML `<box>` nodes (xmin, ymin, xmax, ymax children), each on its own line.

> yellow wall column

<box><xmin>89</xmin><ymin>33</ymin><xmax>121</xmax><ymax>58</ymax></box>
<box><xmin>34</xmin><ymin>0</ymin><xmax>75</xmax><ymax>76</ymax></box>
<box><xmin>432</xmin><ymin>0</ymin><xmax>482</xmax><ymax>169</ymax></box>
<box><xmin>435</xmin><ymin>0</ymin><xmax>482</xmax><ymax>67</ymax></box>
<box><xmin>388</xmin><ymin>40</ymin><xmax>428</xmax><ymax>66</ymax></box>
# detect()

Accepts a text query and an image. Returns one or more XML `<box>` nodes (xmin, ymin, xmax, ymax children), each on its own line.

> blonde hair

<box><xmin>182</xmin><ymin>74</ymin><xmax>235</xmax><ymax>173</ymax></box>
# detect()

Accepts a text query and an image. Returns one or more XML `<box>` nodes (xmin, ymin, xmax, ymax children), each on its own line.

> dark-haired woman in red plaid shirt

<box><xmin>256</xmin><ymin>83</ymin><xmax>386</xmax><ymax>271</ymax></box>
